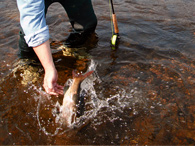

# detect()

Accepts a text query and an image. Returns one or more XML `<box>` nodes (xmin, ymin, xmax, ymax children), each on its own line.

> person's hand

<box><xmin>43</xmin><ymin>68</ymin><xmax>64</xmax><ymax>96</ymax></box>
<box><xmin>32</xmin><ymin>40</ymin><xmax>64</xmax><ymax>96</ymax></box>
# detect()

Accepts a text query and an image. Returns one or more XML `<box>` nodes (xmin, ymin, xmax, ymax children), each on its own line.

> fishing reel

<box><xmin>111</xmin><ymin>33</ymin><xmax>120</xmax><ymax>49</ymax></box>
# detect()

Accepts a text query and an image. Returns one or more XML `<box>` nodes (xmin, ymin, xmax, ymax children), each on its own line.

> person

<box><xmin>16</xmin><ymin>0</ymin><xmax>97</xmax><ymax>95</ymax></box>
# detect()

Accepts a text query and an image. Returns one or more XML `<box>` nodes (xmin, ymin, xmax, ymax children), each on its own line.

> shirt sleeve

<box><xmin>16</xmin><ymin>0</ymin><xmax>50</xmax><ymax>47</ymax></box>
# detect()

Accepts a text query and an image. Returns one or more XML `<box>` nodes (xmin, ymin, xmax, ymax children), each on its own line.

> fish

<box><xmin>60</xmin><ymin>70</ymin><xmax>94</xmax><ymax>127</ymax></box>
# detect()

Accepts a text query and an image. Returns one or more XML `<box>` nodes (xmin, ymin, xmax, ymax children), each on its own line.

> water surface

<box><xmin>0</xmin><ymin>0</ymin><xmax>195</xmax><ymax>145</ymax></box>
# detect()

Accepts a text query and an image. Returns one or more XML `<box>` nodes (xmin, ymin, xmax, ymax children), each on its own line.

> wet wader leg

<box><xmin>18</xmin><ymin>29</ymin><xmax>36</xmax><ymax>59</ymax></box>
<box><xmin>59</xmin><ymin>0</ymin><xmax>97</xmax><ymax>47</ymax></box>
<box><xmin>59</xmin><ymin>0</ymin><xmax>97</xmax><ymax>33</ymax></box>
<box><xmin>18</xmin><ymin>0</ymin><xmax>53</xmax><ymax>59</ymax></box>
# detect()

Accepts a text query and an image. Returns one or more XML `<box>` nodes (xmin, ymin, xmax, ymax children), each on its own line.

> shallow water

<box><xmin>0</xmin><ymin>0</ymin><xmax>195</xmax><ymax>145</ymax></box>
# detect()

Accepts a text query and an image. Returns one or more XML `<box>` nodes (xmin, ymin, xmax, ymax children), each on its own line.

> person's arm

<box><xmin>16</xmin><ymin>0</ymin><xmax>63</xmax><ymax>95</ymax></box>
<box><xmin>33</xmin><ymin>40</ymin><xmax>64</xmax><ymax>95</ymax></box>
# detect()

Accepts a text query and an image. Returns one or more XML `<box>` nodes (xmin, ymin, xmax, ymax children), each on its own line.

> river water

<box><xmin>0</xmin><ymin>0</ymin><xmax>195</xmax><ymax>145</ymax></box>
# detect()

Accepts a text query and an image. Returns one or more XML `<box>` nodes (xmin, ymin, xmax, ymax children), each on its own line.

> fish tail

<box><xmin>72</xmin><ymin>70</ymin><xmax>94</xmax><ymax>81</ymax></box>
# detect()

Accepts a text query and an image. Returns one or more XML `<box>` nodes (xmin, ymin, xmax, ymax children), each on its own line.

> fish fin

<box><xmin>71</xmin><ymin>112</ymin><xmax>77</xmax><ymax>124</ymax></box>
<box><xmin>72</xmin><ymin>70</ymin><xmax>94</xmax><ymax>81</ymax></box>
<box><xmin>63</xmin><ymin>85</ymin><xmax>70</xmax><ymax>94</ymax></box>
<box><xmin>64</xmin><ymin>79</ymin><xmax>73</xmax><ymax>94</ymax></box>
<box><xmin>72</xmin><ymin>94</ymin><xmax>78</xmax><ymax>104</ymax></box>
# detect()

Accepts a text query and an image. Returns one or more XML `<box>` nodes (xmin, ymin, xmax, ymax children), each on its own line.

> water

<box><xmin>0</xmin><ymin>0</ymin><xmax>195</xmax><ymax>145</ymax></box>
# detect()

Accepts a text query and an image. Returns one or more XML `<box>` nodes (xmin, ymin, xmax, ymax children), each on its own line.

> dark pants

<box><xmin>19</xmin><ymin>0</ymin><xmax>97</xmax><ymax>58</ymax></box>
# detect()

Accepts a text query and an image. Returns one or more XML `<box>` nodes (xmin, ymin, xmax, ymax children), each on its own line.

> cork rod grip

<box><xmin>112</xmin><ymin>14</ymin><xmax>119</xmax><ymax>34</ymax></box>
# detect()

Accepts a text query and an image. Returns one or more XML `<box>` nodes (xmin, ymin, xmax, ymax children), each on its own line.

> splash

<box><xmin>34</xmin><ymin>59</ymin><xmax>148</xmax><ymax>136</ymax></box>
<box><xmin>34</xmin><ymin>59</ymin><xmax>101</xmax><ymax>135</ymax></box>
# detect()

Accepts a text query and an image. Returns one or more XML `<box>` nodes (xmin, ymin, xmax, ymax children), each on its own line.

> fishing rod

<box><xmin>109</xmin><ymin>0</ymin><xmax>120</xmax><ymax>49</ymax></box>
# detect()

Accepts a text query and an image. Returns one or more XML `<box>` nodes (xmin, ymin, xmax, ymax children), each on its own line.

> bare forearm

<box><xmin>33</xmin><ymin>40</ymin><xmax>55</xmax><ymax>72</ymax></box>
<box><xmin>32</xmin><ymin>40</ymin><xmax>63</xmax><ymax>95</ymax></box>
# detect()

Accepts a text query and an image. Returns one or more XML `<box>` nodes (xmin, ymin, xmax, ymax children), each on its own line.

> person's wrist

<box><xmin>44</xmin><ymin>63</ymin><xmax>56</xmax><ymax>74</ymax></box>
<box><xmin>45</xmin><ymin>67</ymin><xmax>56</xmax><ymax>74</ymax></box>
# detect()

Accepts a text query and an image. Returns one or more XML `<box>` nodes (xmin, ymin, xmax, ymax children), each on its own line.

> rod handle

<box><xmin>112</xmin><ymin>14</ymin><xmax>119</xmax><ymax>34</ymax></box>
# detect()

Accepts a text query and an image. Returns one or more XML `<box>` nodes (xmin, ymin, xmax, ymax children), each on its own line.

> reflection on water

<box><xmin>0</xmin><ymin>0</ymin><xmax>195</xmax><ymax>145</ymax></box>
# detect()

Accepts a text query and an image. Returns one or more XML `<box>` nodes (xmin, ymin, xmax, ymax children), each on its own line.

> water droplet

<box><xmin>115</xmin><ymin>133</ymin><xmax>119</xmax><ymax>139</ymax></box>
<box><xmin>179</xmin><ymin>113</ymin><xmax>184</xmax><ymax>116</ymax></box>
<box><xmin>133</xmin><ymin>111</ymin><xmax>138</xmax><ymax>115</ymax></box>
<box><xmin>25</xmin><ymin>123</ymin><xmax>29</xmax><ymax>126</ymax></box>
<box><xmin>150</xmin><ymin>106</ymin><xmax>155</xmax><ymax>109</ymax></box>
